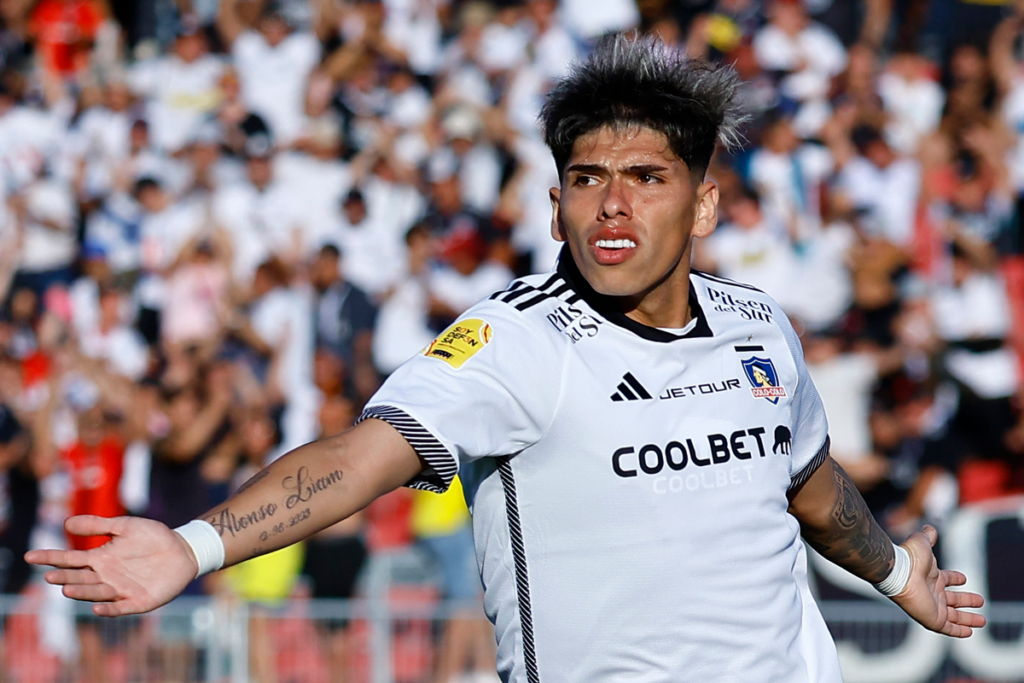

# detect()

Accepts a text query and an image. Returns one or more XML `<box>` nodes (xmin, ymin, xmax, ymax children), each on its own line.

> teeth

<box><xmin>596</xmin><ymin>239</ymin><xmax>637</xmax><ymax>249</ymax></box>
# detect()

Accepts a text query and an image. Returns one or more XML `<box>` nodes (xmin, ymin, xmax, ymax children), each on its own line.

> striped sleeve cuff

<box><xmin>357</xmin><ymin>405</ymin><xmax>458</xmax><ymax>493</ymax></box>
<box><xmin>789</xmin><ymin>436</ymin><xmax>830</xmax><ymax>491</ymax></box>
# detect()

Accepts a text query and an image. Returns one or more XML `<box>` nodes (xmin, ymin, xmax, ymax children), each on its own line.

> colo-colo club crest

<box><xmin>741</xmin><ymin>356</ymin><xmax>787</xmax><ymax>404</ymax></box>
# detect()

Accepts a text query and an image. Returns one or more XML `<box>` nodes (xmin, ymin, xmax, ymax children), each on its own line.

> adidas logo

<box><xmin>610</xmin><ymin>373</ymin><xmax>653</xmax><ymax>402</ymax></box>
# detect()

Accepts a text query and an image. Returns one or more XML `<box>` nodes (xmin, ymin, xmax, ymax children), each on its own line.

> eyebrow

<box><xmin>565</xmin><ymin>163</ymin><xmax>671</xmax><ymax>176</ymax></box>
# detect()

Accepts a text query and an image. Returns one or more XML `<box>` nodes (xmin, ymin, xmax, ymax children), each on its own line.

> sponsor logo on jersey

<box><xmin>611</xmin><ymin>373</ymin><xmax>744</xmax><ymax>402</ymax></box>
<box><xmin>705</xmin><ymin>286</ymin><xmax>774</xmax><ymax>323</ymax></box>
<box><xmin>545</xmin><ymin>303</ymin><xmax>601</xmax><ymax>343</ymax></box>
<box><xmin>741</xmin><ymin>356</ymin><xmax>786</xmax><ymax>404</ymax></box>
<box><xmin>611</xmin><ymin>425</ymin><xmax>792</xmax><ymax>493</ymax></box>
<box><xmin>610</xmin><ymin>372</ymin><xmax>652</xmax><ymax>401</ymax></box>
<box><xmin>423</xmin><ymin>318</ymin><xmax>493</xmax><ymax>369</ymax></box>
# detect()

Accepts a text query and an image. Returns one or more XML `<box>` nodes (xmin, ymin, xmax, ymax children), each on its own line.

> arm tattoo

<box><xmin>800</xmin><ymin>458</ymin><xmax>895</xmax><ymax>584</ymax></box>
<box><xmin>236</xmin><ymin>469</ymin><xmax>270</xmax><ymax>494</ymax></box>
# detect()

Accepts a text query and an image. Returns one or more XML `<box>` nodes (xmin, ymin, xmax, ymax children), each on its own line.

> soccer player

<box><xmin>27</xmin><ymin>36</ymin><xmax>984</xmax><ymax>682</ymax></box>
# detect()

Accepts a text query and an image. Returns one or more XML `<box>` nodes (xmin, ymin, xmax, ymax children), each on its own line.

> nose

<box><xmin>599</xmin><ymin>176</ymin><xmax>632</xmax><ymax>221</ymax></box>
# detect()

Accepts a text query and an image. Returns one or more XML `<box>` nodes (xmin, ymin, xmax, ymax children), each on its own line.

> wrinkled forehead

<box><xmin>566</xmin><ymin>124</ymin><xmax>687</xmax><ymax>169</ymax></box>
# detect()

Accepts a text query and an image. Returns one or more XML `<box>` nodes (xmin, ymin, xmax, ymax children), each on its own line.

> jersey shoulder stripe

<box><xmin>691</xmin><ymin>269</ymin><xmax>768</xmax><ymax>294</ymax></box>
<box><xmin>488</xmin><ymin>272</ymin><xmax>580</xmax><ymax>313</ymax></box>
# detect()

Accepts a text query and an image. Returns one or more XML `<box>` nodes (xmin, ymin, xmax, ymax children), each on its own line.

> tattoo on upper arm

<box><xmin>801</xmin><ymin>459</ymin><xmax>894</xmax><ymax>584</ymax></box>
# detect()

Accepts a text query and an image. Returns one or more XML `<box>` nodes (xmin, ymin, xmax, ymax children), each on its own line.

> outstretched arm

<box><xmin>788</xmin><ymin>455</ymin><xmax>985</xmax><ymax>637</ymax></box>
<box><xmin>26</xmin><ymin>418</ymin><xmax>422</xmax><ymax>616</ymax></box>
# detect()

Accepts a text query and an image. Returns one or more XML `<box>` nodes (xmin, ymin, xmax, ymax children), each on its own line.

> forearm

<box><xmin>789</xmin><ymin>456</ymin><xmax>895</xmax><ymax>584</ymax></box>
<box><xmin>194</xmin><ymin>418</ymin><xmax>420</xmax><ymax>567</ymax></box>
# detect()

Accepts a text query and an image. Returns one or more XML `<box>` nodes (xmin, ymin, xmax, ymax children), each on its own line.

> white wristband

<box><xmin>874</xmin><ymin>544</ymin><xmax>911</xmax><ymax>597</ymax></box>
<box><xmin>173</xmin><ymin>520</ymin><xmax>225</xmax><ymax>578</ymax></box>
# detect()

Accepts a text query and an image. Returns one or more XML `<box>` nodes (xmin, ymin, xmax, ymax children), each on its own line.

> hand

<box><xmin>25</xmin><ymin>516</ymin><xmax>198</xmax><ymax>617</ymax></box>
<box><xmin>891</xmin><ymin>525</ymin><xmax>986</xmax><ymax>637</ymax></box>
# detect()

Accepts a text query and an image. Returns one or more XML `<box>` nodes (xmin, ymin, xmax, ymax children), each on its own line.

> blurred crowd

<box><xmin>0</xmin><ymin>0</ymin><xmax>1023</xmax><ymax>680</ymax></box>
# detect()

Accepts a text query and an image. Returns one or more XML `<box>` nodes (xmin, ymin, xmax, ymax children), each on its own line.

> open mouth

<box><xmin>594</xmin><ymin>239</ymin><xmax>637</xmax><ymax>249</ymax></box>
<box><xmin>590</xmin><ymin>237</ymin><xmax>639</xmax><ymax>265</ymax></box>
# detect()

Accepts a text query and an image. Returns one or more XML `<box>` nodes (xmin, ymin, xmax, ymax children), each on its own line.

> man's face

<box><xmin>248</xmin><ymin>156</ymin><xmax>273</xmax><ymax>188</ymax></box>
<box><xmin>549</xmin><ymin>126</ymin><xmax>718</xmax><ymax>325</ymax></box>
<box><xmin>175</xmin><ymin>33</ymin><xmax>206</xmax><ymax>63</ymax></box>
<box><xmin>260</xmin><ymin>16</ymin><xmax>290</xmax><ymax>47</ymax></box>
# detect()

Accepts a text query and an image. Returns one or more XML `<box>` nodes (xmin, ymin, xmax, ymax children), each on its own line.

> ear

<box><xmin>691</xmin><ymin>181</ymin><xmax>719</xmax><ymax>239</ymax></box>
<box><xmin>549</xmin><ymin>187</ymin><xmax>566</xmax><ymax>242</ymax></box>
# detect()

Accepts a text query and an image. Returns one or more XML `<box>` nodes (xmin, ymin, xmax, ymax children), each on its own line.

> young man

<box><xmin>27</xmin><ymin>36</ymin><xmax>984</xmax><ymax>683</ymax></box>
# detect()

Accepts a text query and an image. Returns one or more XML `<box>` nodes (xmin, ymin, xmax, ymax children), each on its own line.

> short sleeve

<box><xmin>777</xmin><ymin>315</ymin><xmax>831</xmax><ymax>490</ymax></box>
<box><xmin>358</xmin><ymin>300</ymin><xmax>565</xmax><ymax>492</ymax></box>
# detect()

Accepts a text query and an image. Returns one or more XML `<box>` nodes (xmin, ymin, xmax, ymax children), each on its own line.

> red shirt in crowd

<box><xmin>29</xmin><ymin>0</ymin><xmax>103</xmax><ymax>77</ymax></box>
<box><xmin>63</xmin><ymin>435</ymin><xmax>124</xmax><ymax>550</ymax></box>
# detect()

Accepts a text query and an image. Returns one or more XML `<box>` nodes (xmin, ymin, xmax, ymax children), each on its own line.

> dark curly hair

<box><xmin>539</xmin><ymin>34</ymin><xmax>745</xmax><ymax>180</ymax></box>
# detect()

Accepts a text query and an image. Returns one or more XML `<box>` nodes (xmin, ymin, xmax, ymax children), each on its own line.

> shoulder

<box><xmin>691</xmin><ymin>269</ymin><xmax>772</xmax><ymax>298</ymax></box>
<box><xmin>485</xmin><ymin>271</ymin><xmax>582</xmax><ymax>324</ymax></box>
<box><xmin>691</xmin><ymin>270</ymin><xmax>796</xmax><ymax>342</ymax></box>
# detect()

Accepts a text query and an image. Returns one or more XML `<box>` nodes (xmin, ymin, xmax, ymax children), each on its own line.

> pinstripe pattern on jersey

<box><xmin>789</xmin><ymin>436</ymin><xmax>830</xmax><ymax>490</ymax></box>
<box><xmin>356</xmin><ymin>406</ymin><xmax>458</xmax><ymax>493</ymax></box>
<box><xmin>489</xmin><ymin>273</ymin><xmax>578</xmax><ymax>312</ymax></box>
<box><xmin>496</xmin><ymin>455</ymin><xmax>540</xmax><ymax>683</ymax></box>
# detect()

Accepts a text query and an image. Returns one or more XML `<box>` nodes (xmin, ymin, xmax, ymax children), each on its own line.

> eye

<box><xmin>638</xmin><ymin>173</ymin><xmax>661</xmax><ymax>184</ymax></box>
<box><xmin>573</xmin><ymin>175</ymin><xmax>598</xmax><ymax>187</ymax></box>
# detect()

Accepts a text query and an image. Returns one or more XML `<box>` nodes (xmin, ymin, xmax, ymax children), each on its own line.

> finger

<box><xmin>921</xmin><ymin>524</ymin><xmax>938</xmax><ymax>547</ymax></box>
<box><xmin>946</xmin><ymin>589</ymin><xmax>985</xmax><ymax>609</ymax></box>
<box><xmin>62</xmin><ymin>583</ymin><xmax>118</xmax><ymax>602</ymax></box>
<box><xmin>44</xmin><ymin>568</ymin><xmax>102</xmax><ymax>586</ymax></box>
<box><xmin>949</xmin><ymin>607</ymin><xmax>987</xmax><ymax>629</ymax></box>
<box><xmin>942</xmin><ymin>569</ymin><xmax>968</xmax><ymax>587</ymax></box>
<box><xmin>24</xmin><ymin>548</ymin><xmax>92</xmax><ymax>569</ymax></box>
<box><xmin>64</xmin><ymin>515</ymin><xmax>125</xmax><ymax>538</ymax></box>
<box><xmin>93</xmin><ymin>600</ymin><xmax>143</xmax><ymax>618</ymax></box>
<box><xmin>942</xmin><ymin>623</ymin><xmax>974</xmax><ymax>638</ymax></box>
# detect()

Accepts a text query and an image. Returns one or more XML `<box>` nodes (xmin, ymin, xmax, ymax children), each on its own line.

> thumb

<box><xmin>64</xmin><ymin>515</ymin><xmax>124</xmax><ymax>538</ymax></box>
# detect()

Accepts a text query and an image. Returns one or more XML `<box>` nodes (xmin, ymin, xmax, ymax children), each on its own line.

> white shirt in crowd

<box><xmin>232</xmin><ymin>30</ymin><xmax>321</xmax><ymax>144</ymax></box>
<box><xmin>753</xmin><ymin>21</ymin><xmax>847</xmax><ymax>103</ymax></box>
<box><xmin>930</xmin><ymin>272</ymin><xmax>1021</xmax><ymax>399</ymax></box>
<box><xmin>808</xmin><ymin>353</ymin><xmax>878</xmax><ymax>462</ymax></box>
<box><xmin>79</xmin><ymin>324</ymin><xmax>150</xmax><ymax>381</ymax></box>
<box><xmin>130</xmin><ymin>53</ymin><xmax>225</xmax><ymax>152</ymax></box>
<box><xmin>275</xmin><ymin>152</ymin><xmax>353</xmax><ymax>254</ymax></box>
<box><xmin>878</xmin><ymin>69</ymin><xmax>944</xmax><ymax>157</ymax></box>
<box><xmin>372</xmin><ymin>275</ymin><xmax>435</xmax><ymax>375</ymax></box>
<box><xmin>838</xmin><ymin>156</ymin><xmax>921</xmax><ymax>247</ymax></box>
<box><xmin>747</xmin><ymin>143</ymin><xmax>833</xmax><ymax>239</ymax></box>
<box><xmin>140</xmin><ymin>198</ymin><xmax>207</xmax><ymax>273</ymax></box>
<box><xmin>332</xmin><ymin>213</ymin><xmax>406</xmax><ymax>300</ymax></box>
<box><xmin>212</xmin><ymin>175</ymin><xmax>305</xmax><ymax>283</ymax></box>
<box><xmin>430</xmin><ymin>260</ymin><xmax>514</xmax><ymax>314</ymax></box>
<box><xmin>249</xmin><ymin>285</ymin><xmax>318</xmax><ymax>457</ymax></box>
<box><xmin>18</xmin><ymin>176</ymin><xmax>78</xmax><ymax>273</ymax></box>
<box><xmin>702</xmin><ymin>219</ymin><xmax>797</xmax><ymax>309</ymax></box>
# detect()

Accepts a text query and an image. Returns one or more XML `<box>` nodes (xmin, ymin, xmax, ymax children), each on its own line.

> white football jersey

<box><xmin>362</xmin><ymin>250</ymin><xmax>841</xmax><ymax>683</ymax></box>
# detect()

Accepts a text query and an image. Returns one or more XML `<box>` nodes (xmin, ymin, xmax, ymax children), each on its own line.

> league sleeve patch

<box><xmin>423</xmin><ymin>318</ymin><xmax>493</xmax><ymax>369</ymax></box>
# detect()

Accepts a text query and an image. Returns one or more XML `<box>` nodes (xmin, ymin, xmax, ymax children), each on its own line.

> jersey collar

<box><xmin>555</xmin><ymin>246</ymin><xmax>714</xmax><ymax>342</ymax></box>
